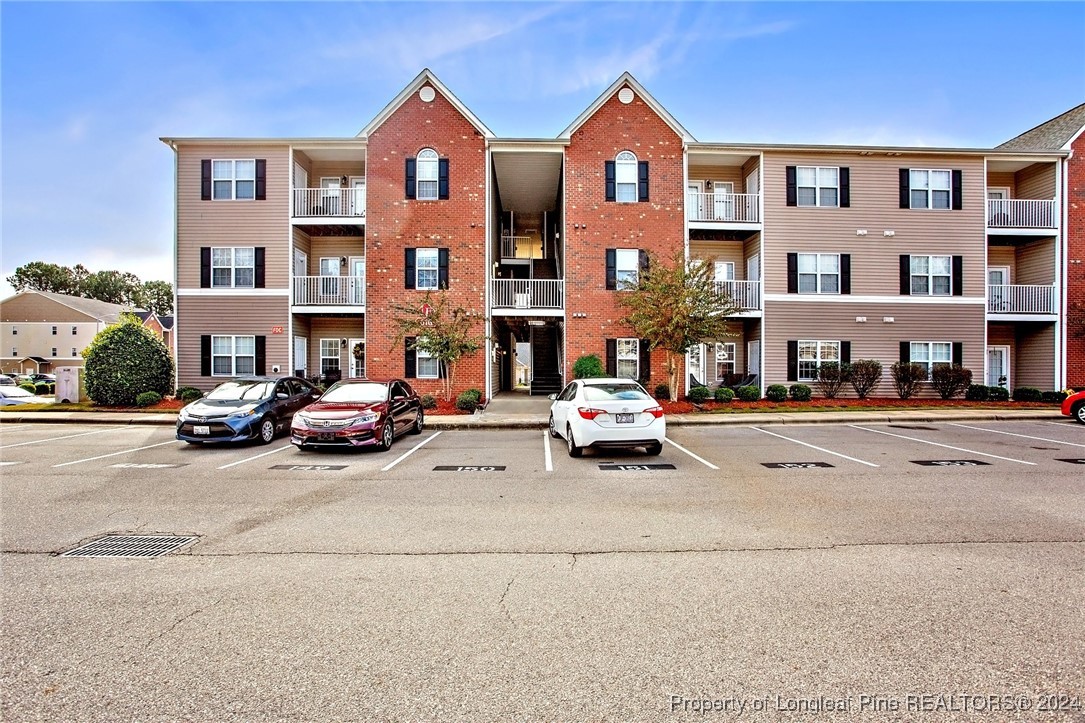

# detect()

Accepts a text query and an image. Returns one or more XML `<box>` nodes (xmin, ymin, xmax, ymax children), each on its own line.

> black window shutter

<box><xmin>841</xmin><ymin>341</ymin><xmax>852</xmax><ymax>365</ymax></box>
<box><xmin>254</xmin><ymin>247</ymin><xmax>265</xmax><ymax>288</ymax></box>
<box><xmin>840</xmin><ymin>167</ymin><xmax>850</xmax><ymax>208</ymax></box>
<box><xmin>201</xmin><ymin>335</ymin><xmax>211</xmax><ymax>376</ymax></box>
<box><xmin>605</xmin><ymin>161</ymin><xmax>616</xmax><ymax>202</ymax></box>
<box><xmin>952</xmin><ymin>342</ymin><xmax>963</xmax><ymax>367</ymax></box>
<box><xmin>405</xmin><ymin>158</ymin><xmax>416</xmax><ymax>199</ymax></box>
<box><xmin>841</xmin><ymin>254</ymin><xmax>851</xmax><ymax>295</ymax></box>
<box><xmin>899</xmin><ymin>255</ymin><xmax>911</xmax><ymax>295</ymax></box>
<box><xmin>255</xmin><ymin>159</ymin><xmax>266</xmax><ymax>201</ymax></box>
<box><xmin>200</xmin><ymin>247</ymin><xmax>211</xmax><ymax>288</ymax></box>
<box><xmin>899</xmin><ymin>169</ymin><xmax>910</xmax><ymax>208</ymax></box>
<box><xmin>438</xmin><ymin>360</ymin><xmax>447</xmax><ymax>379</ymax></box>
<box><xmin>900</xmin><ymin>341</ymin><xmax>910</xmax><ymax>365</ymax></box>
<box><xmin>638</xmin><ymin>250</ymin><xmax>649</xmax><ymax>275</ymax></box>
<box><xmin>786</xmin><ymin>166</ymin><xmax>797</xmax><ymax>207</ymax></box>
<box><xmin>438</xmin><ymin>158</ymin><xmax>449</xmax><ymax>200</ymax></box>
<box><xmin>951</xmin><ymin>170</ymin><xmax>963</xmax><ymax>210</ymax></box>
<box><xmin>404</xmin><ymin>249</ymin><xmax>416</xmax><ymax>289</ymax></box>
<box><xmin>438</xmin><ymin>248</ymin><xmax>450</xmax><ymax>289</ymax></box>
<box><xmin>405</xmin><ymin>337</ymin><xmax>417</xmax><ymax>378</ymax></box>
<box><xmin>787</xmin><ymin>340</ymin><xmax>798</xmax><ymax>382</ymax></box>
<box><xmin>605</xmin><ymin>339</ymin><xmax>616</xmax><ymax>377</ymax></box>
<box><xmin>605</xmin><ymin>249</ymin><xmax>617</xmax><ymax>290</ymax></box>
<box><xmin>952</xmin><ymin>255</ymin><xmax>963</xmax><ymax>296</ymax></box>
<box><xmin>787</xmin><ymin>253</ymin><xmax>798</xmax><ymax>294</ymax></box>
<box><xmin>255</xmin><ymin>336</ymin><xmax>266</xmax><ymax>375</ymax></box>
<box><xmin>639</xmin><ymin>339</ymin><xmax>651</xmax><ymax>382</ymax></box>
<box><xmin>201</xmin><ymin>160</ymin><xmax>212</xmax><ymax>200</ymax></box>
<box><xmin>638</xmin><ymin>161</ymin><xmax>649</xmax><ymax>202</ymax></box>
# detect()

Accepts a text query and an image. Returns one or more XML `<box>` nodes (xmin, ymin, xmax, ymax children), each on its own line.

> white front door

<box><xmin>747</xmin><ymin>340</ymin><xmax>761</xmax><ymax>376</ymax></box>
<box><xmin>988</xmin><ymin>267</ymin><xmax>1009</xmax><ymax>311</ymax></box>
<box><xmin>987</xmin><ymin>187</ymin><xmax>1010</xmax><ymax>225</ymax></box>
<box><xmin>293</xmin><ymin>336</ymin><xmax>307</xmax><ymax>377</ymax></box>
<box><xmin>350</xmin><ymin>177</ymin><xmax>366</xmax><ymax>216</ymax></box>
<box><xmin>349</xmin><ymin>338</ymin><xmax>365</xmax><ymax>378</ymax></box>
<box><xmin>986</xmin><ymin>345</ymin><xmax>1010</xmax><ymax>387</ymax></box>
<box><xmin>293</xmin><ymin>250</ymin><xmax>307</xmax><ymax>303</ymax></box>
<box><xmin>294</xmin><ymin>249</ymin><xmax>307</xmax><ymax>277</ymax></box>
<box><xmin>686</xmin><ymin>343</ymin><xmax>706</xmax><ymax>391</ymax></box>
<box><xmin>320</xmin><ymin>177</ymin><xmax>342</xmax><ymax>215</ymax></box>
<box><xmin>712</xmin><ymin>181</ymin><xmax>734</xmax><ymax>221</ymax></box>
<box><xmin>687</xmin><ymin>181</ymin><xmax>704</xmax><ymax>221</ymax></box>
<box><xmin>745</xmin><ymin>170</ymin><xmax>760</xmax><ymax>222</ymax></box>
<box><xmin>349</xmin><ymin>256</ymin><xmax>365</xmax><ymax>305</ymax></box>
<box><xmin>320</xmin><ymin>257</ymin><xmax>341</xmax><ymax>299</ymax></box>
<box><xmin>293</xmin><ymin>163</ymin><xmax>308</xmax><ymax>215</ymax></box>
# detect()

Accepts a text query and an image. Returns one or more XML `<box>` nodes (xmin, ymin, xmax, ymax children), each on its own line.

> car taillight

<box><xmin>644</xmin><ymin>406</ymin><xmax>665</xmax><ymax>419</ymax></box>
<box><xmin>577</xmin><ymin>407</ymin><xmax>605</xmax><ymax>420</ymax></box>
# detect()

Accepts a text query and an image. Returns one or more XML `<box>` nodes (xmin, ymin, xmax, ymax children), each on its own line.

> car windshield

<box><xmin>582</xmin><ymin>384</ymin><xmax>651</xmax><ymax>402</ymax></box>
<box><xmin>1</xmin><ymin>387</ymin><xmax>35</xmax><ymax>398</ymax></box>
<box><xmin>320</xmin><ymin>382</ymin><xmax>389</xmax><ymax>404</ymax></box>
<box><xmin>206</xmin><ymin>381</ymin><xmax>274</xmax><ymax>401</ymax></box>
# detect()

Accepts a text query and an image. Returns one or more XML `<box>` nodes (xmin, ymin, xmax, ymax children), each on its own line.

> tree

<box><xmin>6</xmin><ymin>262</ymin><xmax>82</xmax><ymax>294</ymax></box>
<box><xmin>81</xmin><ymin>270</ymin><xmax>143</xmax><ymax>306</ymax></box>
<box><xmin>389</xmin><ymin>291</ymin><xmax>484</xmax><ymax>401</ymax></box>
<box><xmin>617</xmin><ymin>251</ymin><xmax>742</xmax><ymax>400</ymax></box>
<box><xmin>138</xmin><ymin>280</ymin><xmax>174</xmax><ymax>315</ymax></box>
<box><xmin>83</xmin><ymin>314</ymin><xmax>174</xmax><ymax>406</ymax></box>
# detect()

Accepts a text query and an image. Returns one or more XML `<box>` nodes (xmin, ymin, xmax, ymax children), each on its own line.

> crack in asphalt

<box><xmin>498</xmin><ymin>576</ymin><xmax>516</xmax><ymax>623</ymax></box>
<box><xmin>145</xmin><ymin>596</ymin><xmax>225</xmax><ymax>649</ymax></box>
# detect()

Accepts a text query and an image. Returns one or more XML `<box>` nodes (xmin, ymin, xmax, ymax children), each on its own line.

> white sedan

<box><xmin>0</xmin><ymin>387</ymin><xmax>53</xmax><ymax>406</ymax></box>
<box><xmin>548</xmin><ymin>377</ymin><xmax>666</xmax><ymax>457</ymax></box>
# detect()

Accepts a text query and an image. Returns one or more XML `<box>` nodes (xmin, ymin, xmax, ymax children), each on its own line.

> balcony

<box><xmin>987</xmin><ymin>284</ymin><xmax>1055</xmax><ymax>316</ymax></box>
<box><xmin>500</xmin><ymin>235</ymin><xmax>543</xmax><ymax>260</ymax></box>
<box><xmin>687</xmin><ymin>192</ymin><xmax>760</xmax><ymax>224</ymax></box>
<box><xmin>714</xmin><ymin>280</ymin><xmax>761</xmax><ymax>312</ymax></box>
<box><xmin>293</xmin><ymin>187</ymin><xmax>366</xmax><ymax>219</ymax></box>
<box><xmin>491</xmin><ymin>279</ymin><xmax>564</xmax><ymax>315</ymax></box>
<box><xmin>293</xmin><ymin>275</ymin><xmax>365</xmax><ymax>311</ymax></box>
<box><xmin>987</xmin><ymin>199</ymin><xmax>1055</xmax><ymax>231</ymax></box>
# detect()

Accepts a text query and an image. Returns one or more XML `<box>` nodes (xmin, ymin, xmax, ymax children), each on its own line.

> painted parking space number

<box><xmin>433</xmin><ymin>466</ymin><xmax>506</xmax><ymax>472</ymax></box>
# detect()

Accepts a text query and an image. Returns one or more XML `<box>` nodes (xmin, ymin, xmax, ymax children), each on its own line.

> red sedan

<box><xmin>1062</xmin><ymin>389</ymin><xmax>1085</xmax><ymax>425</ymax></box>
<box><xmin>290</xmin><ymin>379</ymin><xmax>423</xmax><ymax>450</ymax></box>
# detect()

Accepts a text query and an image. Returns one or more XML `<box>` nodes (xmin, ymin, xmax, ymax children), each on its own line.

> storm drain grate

<box><xmin>60</xmin><ymin>535</ymin><xmax>198</xmax><ymax>559</ymax></box>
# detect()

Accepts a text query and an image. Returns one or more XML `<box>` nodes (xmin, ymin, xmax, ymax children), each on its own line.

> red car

<box><xmin>290</xmin><ymin>379</ymin><xmax>423</xmax><ymax>450</ymax></box>
<box><xmin>1062</xmin><ymin>389</ymin><xmax>1085</xmax><ymax>425</ymax></box>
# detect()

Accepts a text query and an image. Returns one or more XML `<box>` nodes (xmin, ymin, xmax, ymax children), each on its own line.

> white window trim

<box><xmin>615</xmin><ymin>248</ymin><xmax>640</xmax><ymax>290</ymax></box>
<box><xmin>797</xmin><ymin>253</ymin><xmax>841</xmax><ymax>295</ymax></box>
<box><xmin>909</xmin><ymin>168</ymin><xmax>952</xmax><ymax>210</ymax></box>
<box><xmin>212</xmin><ymin>159</ymin><xmax>256</xmax><ymax>201</ymax></box>
<box><xmin>910</xmin><ymin>255</ymin><xmax>952</xmax><ymax>297</ymax></box>
<box><xmin>797</xmin><ymin>340</ymin><xmax>840</xmax><ymax>382</ymax></box>
<box><xmin>417</xmin><ymin>148</ymin><xmax>439</xmax><ymax>201</ymax></box>
<box><xmin>616</xmin><ymin>337</ymin><xmax>639</xmax><ymax>380</ymax></box>
<box><xmin>212</xmin><ymin>247</ymin><xmax>256</xmax><ymax>289</ymax></box>
<box><xmin>615</xmin><ymin>151</ymin><xmax>637</xmax><ymax>203</ymax></box>
<box><xmin>415</xmin><ymin>248</ymin><xmax>439</xmax><ymax>291</ymax></box>
<box><xmin>211</xmin><ymin>335</ymin><xmax>257</xmax><ymax>377</ymax></box>
<box><xmin>319</xmin><ymin>339</ymin><xmax>341</xmax><ymax>375</ymax></box>
<box><xmin>910</xmin><ymin>341</ymin><xmax>952</xmax><ymax>376</ymax></box>
<box><xmin>416</xmin><ymin>345</ymin><xmax>439</xmax><ymax>379</ymax></box>
<box><xmin>714</xmin><ymin>342</ymin><xmax>736</xmax><ymax>381</ymax></box>
<box><xmin>796</xmin><ymin>166</ymin><xmax>840</xmax><ymax>208</ymax></box>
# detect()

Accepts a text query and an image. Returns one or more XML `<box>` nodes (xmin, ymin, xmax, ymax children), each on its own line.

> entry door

<box><xmin>293</xmin><ymin>163</ymin><xmax>308</xmax><ymax>214</ymax></box>
<box><xmin>293</xmin><ymin>337</ymin><xmax>307</xmax><ymax>377</ymax></box>
<box><xmin>747</xmin><ymin>340</ymin><xmax>761</xmax><ymax>376</ymax></box>
<box><xmin>987</xmin><ymin>187</ymin><xmax>1010</xmax><ymax>225</ymax></box>
<box><xmin>349</xmin><ymin>257</ymin><xmax>365</xmax><ymax>304</ymax></box>
<box><xmin>687</xmin><ymin>181</ymin><xmax>704</xmax><ymax>221</ymax></box>
<box><xmin>320</xmin><ymin>257</ymin><xmax>341</xmax><ymax>299</ymax></box>
<box><xmin>712</xmin><ymin>181</ymin><xmax>734</xmax><ymax>221</ymax></box>
<box><xmin>745</xmin><ymin>170</ymin><xmax>759</xmax><ymax>221</ymax></box>
<box><xmin>686</xmin><ymin>343</ymin><xmax>706</xmax><ymax>391</ymax></box>
<box><xmin>320</xmin><ymin>177</ymin><xmax>341</xmax><ymax>215</ymax></box>
<box><xmin>747</xmin><ymin>256</ymin><xmax>761</xmax><ymax>309</ymax></box>
<box><xmin>988</xmin><ymin>267</ymin><xmax>1009</xmax><ymax>311</ymax></box>
<box><xmin>987</xmin><ymin>346</ymin><xmax>1010</xmax><ymax>387</ymax></box>
<box><xmin>349</xmin><ymin>338</ymin><xmax>365</xmax><ymax>378</ymax></box>
<box><xmin>293</xmin><ymin>249</ymin><xmax>307</xmax><ymax>303</ymax></box>
<box><xmin>350</xmin><ymin>176</ymin><xmax>366</xmax><ymax>216</ymax></box>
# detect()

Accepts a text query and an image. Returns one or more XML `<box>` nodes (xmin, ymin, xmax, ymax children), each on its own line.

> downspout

<box><xmin>169</xmin><ymin>140</ymin><xmax>180</xmax><ymax>393</ymax></box>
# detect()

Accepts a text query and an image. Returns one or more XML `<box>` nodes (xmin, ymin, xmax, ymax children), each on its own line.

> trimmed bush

<box><xmin>19</xmin><ymin>383</ymin><xmax>37</xmax><ymax>394</ymax></box>
<box><xmin>176</xmin><ymin>385</ymin><xmax>201</xmax><ymax>399</ymax></box>
<box><xmin>34</xmin><ymin>382</ymin><xmax>54</xmax><ymax>395</ymax></box>
<box><xmin>1012</xmin><ymin>387</ymin><xmax>1042</xmax><ymax>403</ymax></box>
<box><xmin>572</xmin><ymin>354</ymin><xmax>605</xmax><ymax>379</ymax></box>
<box><xmin>930</xmin><ymin>364</ymin><xmax>973</xmax><ymax>400</ymax></box>
<box><xmin>180</xmin><ymin>388</ymin><xmax>203</xmax><ymax>403</ymax></box>
<box><xmin>848</xmin><ymin>359</ymin><xmax>883</xmax><ymax>399</ymax></box>
<box><xmin>714</xmin><ymin>386</ymin><xmax>734</xmax><ymax>403</ymax></box>
<box><xmin>1041</xmin><ymin>390</ymin><xmax>1067</xmax><ymax>404</ymax></box>
<box><xmin>462</xmin><ymin>388</ymin><xmax>482</xmax><ymax>402</ymax></box>
<box><xmin>965</xmin><ymin>384</ymin><xmax>990</xmax><ymax>401</ymax></box>
<box><xmin>83</xmin><ymin>316</ymin><xmax>174</xmax><ymax>406</ymax></box>
<box><xmin>988</xmin><ymin>386</ymin><xmax>1010</xmax><ymax>401</ymax></box>
<box><xmin>815</xmin><ymin>362</ymin><xmax>849</xmax><ymax>399</ymax></box>
<box><xmin>135</xmin><ymin>391</ymin><xmax>162</xmax><ymax>407</ymax></box>
<box><xmin>789</xmin><ymin>384</ymin><xmax>812</xmax><ymax>402</ymax></box>
<box><xmin>687</xmin><ymin>385</ymin><xmax>711</xmax><ymax>403</ymax></box>
<box><xmin>890</xmin><ymin>362</ymin><xmax>927</xmax><ymax>399</ymax></box>
<box><xmin>765</xmin><ymin>384</ymin><xmax>788</xmax><ymax>402</ymax></box>
<box><xmin>419</xmin><ymin>394</ymin><xmax>437</xmax><ymax>410</ymax></box>
<box><xmin>654</xmin><ymin>383</ymin><xmax>671</xmax><ymax>400</ymax></box>
<box><xmin>455</xmin><ymin>390</ymin><xmax>480</xmax><ymax>412</ymax></box>
<box><xmin>736</xmin><ymin>385</ymin><xmax>760</xmax><ymax>402</ymax></box>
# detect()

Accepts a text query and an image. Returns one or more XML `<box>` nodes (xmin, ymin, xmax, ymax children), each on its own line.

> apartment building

<box><xmin>164</xmin><ymin>70</ymin><xmax>1069</xmax><ymax>398</ymax></box>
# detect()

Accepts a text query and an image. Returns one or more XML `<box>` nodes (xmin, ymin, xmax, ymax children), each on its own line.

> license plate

<box><xmin>615</xmin><ymin>413</ymin><xmax>635</xmax><ymax>424</ymax></box>
<box><xmin>193</xmin><ymin>425</ymin><xmax>210</xmax><ymax>435</ymax></box>
<box><xmin>318</xmin><ymin>432</ymin><xmax>335</xmax><ymax>441</ymax></box>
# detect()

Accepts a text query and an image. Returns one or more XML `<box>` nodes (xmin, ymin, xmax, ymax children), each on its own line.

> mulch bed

<box><xmin>660</xmin><ymin>397</ymin><xmax>1057</xmax><ymax>415</ymax></box>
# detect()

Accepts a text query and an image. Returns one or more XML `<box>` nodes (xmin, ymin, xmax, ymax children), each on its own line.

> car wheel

<box><xmin>379</xmin><ymin>420</ymin><xmax>395</xmax><ymax>450</ymax></box>
<box><xmin>257</xmin><ymin>416</ymin><xmax>276</xmax><ymax>445</ymax></box>
<box><xmin>645</xmin><ymin>441</ymin><xmax>663</xmax><ymax>456</ymax></box>
<box><xmin>410</xmin><ymin>408</ymin><xmax>424</xmax><ymax>435</ymax></box>
<box><xmin>1073</xmin><ymin>402</ymin><xmax>1085</xmax><ymax>425</ymax></box>
<box><xmin>548</xmin><ymin>414</ymin><xmax>560</xmax><ymax>439</ymax></box>
<box><xmin>566</xmin><ymin>425</ymin><xmax>583</xmax><ymax>458</ymax></box>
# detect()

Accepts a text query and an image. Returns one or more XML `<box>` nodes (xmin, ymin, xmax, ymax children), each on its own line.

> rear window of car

<box><xmin>321</xmin><ymin>382</ymin><xmax>388</xmax><ymax>403</ymax></box>
<box><xmin>206</xmin><ymin>381</ymin><xmax>273</xmax><ymax>401</ymax></box>
<box><xmin>582</xmin><ymin>384</ymin><xmax>650</xmax><ymax>402</ymax></box>
<box><xmin>1</xmin><ymin>387</ymin><xmax>34</xmax><ymax>398</ymax></box>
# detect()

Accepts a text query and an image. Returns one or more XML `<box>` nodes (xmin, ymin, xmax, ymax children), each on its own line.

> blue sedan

<box><xmin>176</xmin><ymin>376</ymin><xmax>321</xmax><ymax>444</ymax></box>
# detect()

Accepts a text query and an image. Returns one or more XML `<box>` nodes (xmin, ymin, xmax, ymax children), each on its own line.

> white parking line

<box><xmin>543</xmin><ymin>431</ymin><xmax>553</xmax><ymax>472</ymax></box>
<box><xmin>665</xmin><ymin>437</ymin><xmax>720</xmax><ymax>470</ymax></box>
<box><xmin>381</xmin><ymin>432</ymin><xmax>441</xmax><ymax>472</ymax></box>
<box><xmin>1042</xmin><ymin>421</ymin><xmax>1078</xmax><ymax>428</ymax></box>
<box><xmin>0</xmin><ymin>461</ymin><xmax>21</xmax><ymax>466</ymax></box>
<box><xmin>751</xmin><ymin>427</ymin><xmax>880</xmax><ymax>468</ymax></box>
<box><xmin>947</xmin><ymin>422</ymin><xmax>1085</xmax><ymax>449</ymax></box>
<box><xmin>850</xmin><ymin>425</ymin><xmax>1036</xmax><ymax>465</ymax></box>
<box><xmin>0</xmin><ymin>426</ymin><xmax>128</xmax><ymax>450</ymax></box>
<box><xmin>0</xmin><ymin>425</ymin><xmax>31</xmax><ymax>432</ymax></box>
<box><xmin>53</xmin><ymin>440</ymin><xmax>181</xmax><ymax>468</ymax></box>
<box><xmin>216</xmin><ymin>444</ymin><xmax>293</xmax><ymax>470</ymax></box>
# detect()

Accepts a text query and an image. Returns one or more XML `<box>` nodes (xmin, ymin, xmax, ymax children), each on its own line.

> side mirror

<box><xmin>393</xmin><ymin>395</ymin><xmax>406</xmax><ymax>402</ymax></box>
<box><xmin>276</xmin><ymin>392</ymin><xmax>288</xmax><ymax>399</ymax></box>
<box><xmin>547</xmin><ymin>394</ymin><xmax>557</xmax><ymax>401</ymax></box>
<box><xmin>311</xmin><ymin>392</ymin><xmax>321</xmax><ymax>399</ymax></box>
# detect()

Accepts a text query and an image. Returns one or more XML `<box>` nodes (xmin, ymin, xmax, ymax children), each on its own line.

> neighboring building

<box><xmin>132</xmin><ymin>311</ymin><xmax>175</xmax><ymax>357</ymax></box>
<box><xmin>163</xmin><ymin>70</ymin><xmax>1071</xmax><ymax>397</ymax></box>
<box><xmin>0</xmin><ymin>291</ymin><xmax>140</xmax><ymax>374</ymax></box>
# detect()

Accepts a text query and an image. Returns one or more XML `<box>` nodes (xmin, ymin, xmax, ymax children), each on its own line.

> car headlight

<box><xmin>228</xmin><ymin>408</ymin><xmax>257</xmax><ymax>419</ymax></box>
<box><xmin>348</xmin><ymin>413</ymin><xmax>379</xmax><ymax>427</ymax></box>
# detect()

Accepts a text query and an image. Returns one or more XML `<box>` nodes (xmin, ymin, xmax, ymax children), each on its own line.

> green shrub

<box><xmin>180</xmin><ymin>388</ymin><xmax>203</xmax><ymax>403</ymax></box>
<box><xmin>572</xmin><ymin>354</ymin><xmax>605</xmax><ymax>379</ymax></box>
<box><xmin>890</xmin><ymin>362</ymin><xmax>927</xmax><ymax>399</ymax></box>
<box><xmin>987</xmin><ymin>386</ymin><xmax>1010</xmax><ymax>401</ymax></box>
<box><xmin>19</xmin><ymin>383</ymin><xmax>37</xmax><ymax>394</ymax></box>
<box><xmin>848</xmin><ymin>359</ymin><xmax>883</xmax><ymax>399</ymax></box>
<box><xmin>714</xmin><ymin>386</ymin><xmax>734</xmax><ymax>403</ymax></box>
<box><xmin>176</xmin><ymin>386</ymin><xmax>201</xmax><ymax>399</ymax></box>
<box><xmin>654</xmin><ymin>383</ymin><xmax>671</xmax><ymax>400</ymax></box>
<box><xmin>789</xmin><ymin>384</ymin><xmax>812</xmax><ymax>402</ymax></box>
<box><xmin>83</xmin><ymin>316</ymin><xmax>174</xmax><ymax>406</ymax></box>
<box><xmin>1012</xmin><ymin>387</ymin><xmax>1042</xmax><ymax>403</ymax></box>
<box><xmin>965</xmin><ymin>384</ymin><xmax>989</xmax><ymax>401</ymax></box>
<box><xmin>420</xmin><ymin>394</ymin><xmax>437</xmax><ymax>410</ymax></box>
<box><xmin>815</xmin><ymin>362</ymin><xmax>849</xmax><ymax>399</ymax></box>
<box><xmin>765</xmin><ymin>384</ymin><xmax>788</xmax><ymax>402</ymax></box>
<box><xmin>455</xmin><ymin>390</ymin><xmax>480</xmax><ymax>412</ymax></box>
<box><xmin>1041</xmin><ymin>390</ymin><xmax>1067</xmax><ymax>404</ymax></box>
<box><xmin>34</xmin><ymin>382</ymin><xmax>54</xmax><ymax>395</ymax></box>
<box><xmin>930</xmin><ymin>364</ymin><xmax>972</xmax><ymax>400</ymax></box>
<box><xmin>736</xmin><ymin>385</ymin><xmax>760</xmax><ymax>402</ymax></box>
<box><xmin>462</xmin><ymin>388</ymin><xmax>482</xmax><ymax>402</ymax></box>
<box><xmin>687</xmin><ymin>386</ymin><xmax>711</xmax><ymax>403</ymax></box>
<box><xmin>135</xmin><ymin>391</ymin><xmax>162</xmax><ymax>407</ymax></box>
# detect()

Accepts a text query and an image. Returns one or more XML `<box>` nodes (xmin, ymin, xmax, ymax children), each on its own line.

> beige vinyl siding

<box><xmin>1015</xmin><ymin>163</ymin><xmax>1055</xmax><ymax>199</ymax></box>
<box><xmin>1015</xmin><ymin>323</ymin><xmax>1056</xmax><ymax>390</ymax></box>
<box><xmin>308</xmin><ymin>237</ymin><xmax>365</xmax><ymax>268</ymax></box>
<box><xmin>987</xmin><ymin>171</ymin><xmax>1015</xmax><ymax>194</ymax></box>
<box><xmin>308</xmin><ymin>162</ymin><xmax>367</xmax><ymax>185</ymax></box>
<box><xmin>764</xmin><ymin>300</ymin><xmax>984</xmax><ymax>397</ymax></box>
<box><xmin>1015</xmin><ymin>239</ymin><xmax>1055</xmax><ymax>285</ymax></box>
<box><xmin>690</xmin><ymin>241</ymin><xmax>745</xmax><ymax>274</ymax></box>
<box><xmin>987</xmin><ymin>246</ymin><xmax>1015</xmax><ymax>281</ymax></box>
<box><xmin>307</xmin><ymin>317</ymin><xmax>365</xmax><ymax>375</ymax></box>
<box><xmin>292</xmin><ymin>228</ymin><xmax>311</xmax><ymax>264</ymax></box>
<box><xmin>176</xmin><ymin>144</ymin><xmax>291</xmax><ymax>290</ymax></box>
<box><xmin>762</xmin><ymin>152</ymin><xmax>987</xmax><ymax>298</ymax></box>
<box><xmin>688</xmin><ymin>164</ymin><xmax>744</xmax><ymax>191</ymax></box>
<box><xmin>175</xmin><ymin>296</ymin><xmax>289</xmax><ymax>390</ymax></box>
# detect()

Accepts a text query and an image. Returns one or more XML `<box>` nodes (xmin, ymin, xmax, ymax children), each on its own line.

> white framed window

<box><xmin>910</xmin><ymin>169</ymin><xmax>951</xmax><ymax>209</ymax></box>
<box><xmin>416</xmin><ymin>248</ymin><xmax>439</xmax><ymax>290</ymax></box>
<box><xmin>51</xmin><ymin>326</ymin><xmax>57</xmax><ymax>335</ymax></box>
<box><xmin>797</xmin><ymin>253</ymin><xmax>840</xmax><ymax>294</ymax></box>
<box><xmin>911</xmin><ymin>341</ymin><xmax>952</xmax><ymax>375</ymax></box>
<box><xmin>71</xmin><ymin>326</ymin><xmax>77</xmax><ymax>335</ymax></box>
<box><xmin>417</xmin><ymin>148</ymin><xmax>438</xmax><ymax>201</ymax></box>
<box><xmin>798</xmin><ymin>340</ymin><xmax>840</xmax><ymax>382</ymax></box>
<box><xmin>10</xmin><ymin>347</ymin><xmax>16</xmax><ymax>356</ymax></box>
<box><xmin>211</xmin><ymin>247</ymin><xmax>255</xmax><ymax>288</ymax></box>
<box><xmin>615</xmin><ymin>151</ymin><xmax>637</xmax><ymax>202</ymax></box>
<box><xmin>51</xmin><ymin>348</ymin><xmax>57</xmax><ymax>357</ymax></box>
<box><xmin>212</xmin><ymin>159</ymin><xmax>256</xmax><ymax>200</ymax></box>
<box><xmin>616</xmin><ymin>338</ymin><xmax>639</xmax><ymax>379</ymax></box>
<box><xmin>615</xmin><ymin>248</ymin><xmax>640</xmax><ymax>289</ymax></box>
<box><xmin>715</xmin><ymin>342</ymin><xmax>736</xmax><ymax>381</ymax></box>
<box><xmin>11</xmin><ymin>327</ymin><xmax>16</xmax><ymax>336</ymax></box>
<box><xmin>71</xmin><ymin>347</ymin><xmax>78</xmax><ymax>357</ymax></box>
<box><xmin>211</xmin><ymin>335</ymin><xmax>255</xmax><ymax>376</ymax></box>
<box><xmin>319</xmin><ymin>339</ymin><xmax>341</xmax><ymax>376</ymax></box>
<box><xmin>416</xmin><ymin>343</ymin><xmax>439</xmax><ymax>379</ymax></box>
<box><xmin>910</xmin><ymin>255</ymin><xmax>951</xmax><ymax>296</ymax></box>
<box><xmin>796</xmin><ymin>166</ymin><xmax>839</xmax><ymax>207</ymax></box>
<box><xmin>714</xmin><ymin>261</ymin><xmax>735</xmax><ymax>282</ymax></box>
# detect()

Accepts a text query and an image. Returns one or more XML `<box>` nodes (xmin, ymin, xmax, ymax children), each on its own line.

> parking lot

<box><xmin>2</xmin><ymin>419</ymin><xmax>1084</xmax><ymax>720</ymax></box>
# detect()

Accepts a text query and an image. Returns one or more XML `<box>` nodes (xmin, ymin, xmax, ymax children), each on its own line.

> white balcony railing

<box><xmin>987</xmin><ymin>199</ymin><xmax>1055</xmax><ymax>229</ymax></box>
<box><xmin>687</xmin><ymin>192</ymin><xmax>760</xmax><ymax>223</ymax></box>
<box><xmin>293</xmin><ymin>275</ymin><xmax>365</xmax><ymax>306</ymax></box>
<box><xmin>491</xmin><ymin>279</ymin><xmax>564</xmax><ymax>309</ymax></box>
<box><xmin>293</xmin><ymin>187</ymin><xmax>366</xmax><ymax>218</ymax></box>
<box><xmin>714</xmin><ymin>280</ymin><xmax>761</xmax><ymax>310</ymax></box>
<box><xmin>987</xmin><ymin>284</ymin><xmax>1054</xmax><ymax>314</ymax></box>
<box><xmin>500</xmin><ymin>235</ymin><xmax>542</xmax><ymax>259</ymax></box>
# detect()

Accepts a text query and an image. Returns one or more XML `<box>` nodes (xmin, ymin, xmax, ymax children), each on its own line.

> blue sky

<box><xmin>2</xmin><ymin>2</ymin><xmax>1083</xmax><ymax>300</ymax></box>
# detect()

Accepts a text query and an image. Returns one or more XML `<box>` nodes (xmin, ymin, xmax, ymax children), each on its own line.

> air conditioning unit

<box><xmin>514</xmin><ymin>293</ymin><xmax>530</xmax><ymax>309</ymax></box>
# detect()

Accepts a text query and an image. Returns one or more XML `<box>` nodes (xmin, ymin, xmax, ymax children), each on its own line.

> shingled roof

<box><xmin>998</xmin><ymin>103</ymin><xmax>1085</xmax><ymax>151</ymax></box>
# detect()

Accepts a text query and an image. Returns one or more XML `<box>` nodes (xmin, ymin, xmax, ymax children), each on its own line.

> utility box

<box><xmin>55</xmin><ymin>366</ymin><xmax>85</xmax><ymax>404</ymax></box>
